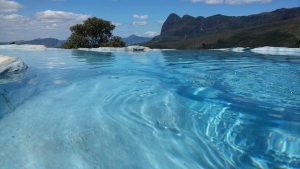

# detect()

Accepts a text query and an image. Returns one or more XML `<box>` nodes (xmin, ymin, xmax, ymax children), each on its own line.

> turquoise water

<box><xmin>0</xmin><ymin>48</ymin><xmax>299</xmax><ymax>169</ymax></box>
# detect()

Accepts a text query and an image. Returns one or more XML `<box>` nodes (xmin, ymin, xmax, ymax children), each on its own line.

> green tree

<box><xmin>296</xmin><ymin>36</ymin><xmax>300</xmax><ymax>48</ymax></box>
<box><xmin>63</xmin><ymin>34</ymin><xmax>89</xmax><ymax>49</ymax></box>
<box><xmin>110</xmin><ymin>36</ymin><xmax>126</xmax><ymax>47</ymax></box>
<box><xmin>63</xmin><ymin>17</ymin><xmax>125</xmax><ymax>49</ymax></box>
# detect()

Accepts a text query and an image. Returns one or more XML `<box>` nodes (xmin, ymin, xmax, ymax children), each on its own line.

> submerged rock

<box><xmin>0</xmin><ymin>55</ymin><xmax>28</xmax><ymax>75</ymax></box>
<box><xmin>125</xmin><ymin>45</ymin><xmax>151</xmax><ymax>52</ymax></box>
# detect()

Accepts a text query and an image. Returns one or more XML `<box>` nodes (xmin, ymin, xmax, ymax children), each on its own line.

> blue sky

<box><xmin>0</xmin><ymin>0</ymin><xmax>299</xmax><ymax>41</ymax></box>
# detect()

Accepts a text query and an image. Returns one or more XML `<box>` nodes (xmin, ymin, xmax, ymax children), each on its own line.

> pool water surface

<box><xmin>0</xmin><ymin>48</ymin><xmax>299</xmax><ymax>169</ymax></box>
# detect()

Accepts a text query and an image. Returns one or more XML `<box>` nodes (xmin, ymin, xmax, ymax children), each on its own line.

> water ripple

<box><xmin>0</xmin><ymin>49</ymin><xmax>299</xmax><ymax>168</ymax></box>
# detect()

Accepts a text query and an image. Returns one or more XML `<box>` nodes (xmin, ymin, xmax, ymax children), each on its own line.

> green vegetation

<box><xmin>110</xmin><ymin>36</ymin><xmax>125</xmax><ymax>47</ymax></box>
<box><xmin>146</xmin><ymin>7</ymin><xmax>300</xmax><ymax>49</ymax></box>
<box><xmin>63</xmin><ymin>17</ymin><xmax>125</xmax><ymax>49</ymax></box>
<box><xmin>296</xmin><ymin>36</ymin><xmax>300</xmax><ymax>48</ymax></box>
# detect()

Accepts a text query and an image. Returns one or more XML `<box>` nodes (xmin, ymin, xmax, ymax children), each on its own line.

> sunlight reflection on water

<box><xmin>0</xmin><ymin>48</ymin><xmax>299</xmax><ymax>169</ymax></box>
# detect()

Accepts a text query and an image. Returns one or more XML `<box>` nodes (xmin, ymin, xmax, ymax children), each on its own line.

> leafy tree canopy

<box><xmin>63</xmin><ymin>17</ymin><xmax>125</xmax><ymax>49</ymax></box>
<box><xmin>296</xmin><ymin>36</ymin><xmax>300</xmax><ymax>48</ymax></box>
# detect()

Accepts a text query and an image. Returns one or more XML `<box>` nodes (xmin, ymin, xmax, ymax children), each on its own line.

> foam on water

<box><xmin>0</xmin><ymin>49</ymin><xmax>299</xmax><ymax>169</ymax></box>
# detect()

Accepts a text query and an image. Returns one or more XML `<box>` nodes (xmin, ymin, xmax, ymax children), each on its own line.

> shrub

<box><xmin>63</xmin><ymin>17</ymin><xmax>125</xmax><ymax>49</ymax></box>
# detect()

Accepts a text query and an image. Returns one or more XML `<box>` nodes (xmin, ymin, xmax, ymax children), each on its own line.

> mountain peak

<box><xmin>147</xmin><ymin>7</ymin><xmax>300</xmax><ymax>49</ymax></box>
<box><xmin>182</xmin><ymin>15</ymin><xmax>195</xmax><ymax>20</ymax></box>
<box><xmin>168</xmin><ymin>13</ymin><xmax>180</xmax><ymax>19</ymax></box>
<box><xmin>161</xmin><ymin>13</ymin><xmax>182</xmax><ymax>36</ymax></box>
<box><xmin>165</xmin><ymin>13</ymin><xmax>181</xmax><ymax>23</ymax></box>
<box><xmin>123</xmin><ymin>35</ymin><xmax>152</xmax><ymax>46</ymax></box>
<box><xmin>0</xmin><ymin>38</ymin><xmax>65</xmax><ymax>48</ymax></box>
<box><xmin>129</xmin><ymin>34</ymin><xmax>139</xmax><ymax>38</ymax></box>
<box><xmin>161</xmin><ymin>7</ymin><xmax>300</xmax><ymax>38</ymax></box>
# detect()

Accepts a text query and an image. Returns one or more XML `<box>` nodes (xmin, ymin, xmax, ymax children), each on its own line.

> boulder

<box><xmin>125</xmin><ymin>45</ymin><xmax>151</xmax><ymax>52</ymax></box>
<box><xmin>0</xmin><ymin>55</ymin><xmax>28</xmax><ymax>75</ymax></box>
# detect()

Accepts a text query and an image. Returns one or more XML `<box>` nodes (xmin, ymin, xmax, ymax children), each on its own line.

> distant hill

<box><xmin>0</xmin><ymin>38</ymin><xmax>65</xmax><ymax>48</ymax></box>
<box><xmin>146</xmin><ymin>7</ymin><xmax>300</xmax><ymax>49</ymax></box>
<box><xmin>123</xmin><ymin>35</ymin><xmax>152</xmax><ymax>46</ymax></box>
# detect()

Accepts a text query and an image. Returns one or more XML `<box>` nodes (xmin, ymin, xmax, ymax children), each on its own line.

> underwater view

<box><xmin>0</xmin><ymin>48</ymin><xmax>299</xmax><ymax>169</ymax></box>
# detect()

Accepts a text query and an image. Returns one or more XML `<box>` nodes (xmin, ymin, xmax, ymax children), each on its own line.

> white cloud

<box><xmin>112</xmin><ymin>22</ymin><xmax>122</xmax><ymax>26</ymax></box>
<box><xmin>0</xmin><ymin>14</ymin><xmax>28</xmax><ymax>23</ymax></box>
<box><xmin>0</xmin><ymin>10</ymin><xmax>91</xmax><ymax>41</ymax></box>
<box><xmin>144</xmin><ymin>31</ymin><xmax>159</xmax><ymax>37</ymax></box>
<box><xmin>132</xmin><ymin>21</ymin><xmax>147</xmax><ymax>26</ymax></box>
<box><xmin>45</xmin><ymin>23</ymin><xmax>58</xmax><ymax>30</ymax></box>
<box><xmin>36</xmin><ymin>10</ymin><xmax>90</xmax><ymax>23</ymax></box>
<box><xmin>191</xmin><ymin>0</ymin><xmax>272</xmax><ymax>4</ymax></box>
<box><xmin>133</xmin><ymin>14</ymin><xmax>149</xmax><ymax>20</ymax></box>
<box><xmin>0</xmin><ymin>0</ymin><xmax>22</xmax><ymax>13</ymax></box>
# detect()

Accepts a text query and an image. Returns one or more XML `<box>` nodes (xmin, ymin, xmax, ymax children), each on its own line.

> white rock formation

<box><xmin>213</xmin><ymin>46</ymin><xmax>300</xmax><ymax>56</ymax></box>
<box><xmin>251</xmin><ymin>47</ymin><xmax>300</xmax><ymax>56</ymax></box>
<box><xmin>0</xmin><ymin>55</ymin><xmax>28</xmax><ymax>74</ymax></box>
<box><xmin>0</xmin><ymin>44</ymin><xmax>47</xmax><ymax>51</ymax></box>
<box><xmin>78</xmin><ymin>47</ymin><xmax>125</xmax><ymax>52</ymax></box>
<box><xmin>212</xmin><ymin>47</ymin><xmax>247</xmax><ymax>52</ymax></box>
<box><xmin>125</xmin><ymin>45</ymin><xmax>151</xmax><ymax>52</ymax></box>
<box><xmin>77</xmin><ymin>46</ymin><xmax>174</xmax><ymax>53</ymax></box>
